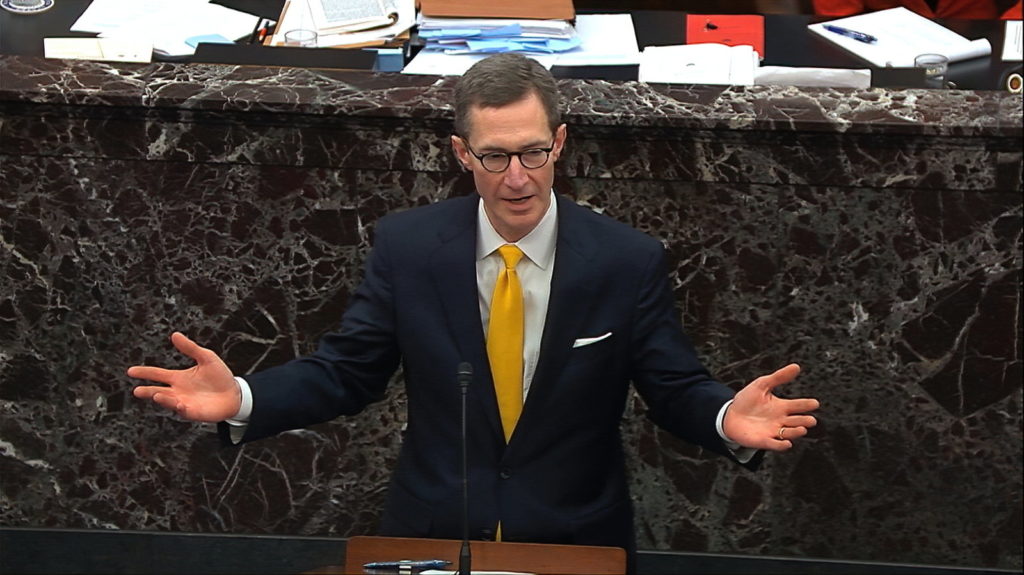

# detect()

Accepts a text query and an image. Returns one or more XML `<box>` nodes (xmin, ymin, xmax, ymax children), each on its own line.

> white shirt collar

<box><xmin>476</xmin><ymin>190</ymin><xmax>557</xmax><ymax>269</ymax></box>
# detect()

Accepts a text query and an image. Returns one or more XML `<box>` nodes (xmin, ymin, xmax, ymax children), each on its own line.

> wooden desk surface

<box><xmin>319</xmin><ymin>536</ymin><xmax>626</xmax><ymax>575</ymax></box>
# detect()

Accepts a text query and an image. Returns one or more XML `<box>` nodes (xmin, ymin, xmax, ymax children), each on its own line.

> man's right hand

<box><xmin>128</xmin><ymin>332</ymin><xmax>240</xmax><ymax>423</ymax></box>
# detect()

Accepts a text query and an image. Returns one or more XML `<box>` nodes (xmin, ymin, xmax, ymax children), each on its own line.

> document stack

<box><xmin>67</xmin><ymin>0</ymin><xmax>261</xmax><ymax>58</ymax></box>
<box><xmin>417</xmin><ymin>16</ymin><xmax>578</xmax><ymax>55</ymax></box>
<box><xmin>403</xmin><ymin>0</ymin><xmax>576</xmax><ymax>74</ymax></box>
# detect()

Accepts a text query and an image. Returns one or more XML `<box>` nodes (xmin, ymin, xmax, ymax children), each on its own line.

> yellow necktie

<box><xmin>488</xmin><ymin>244</ymin><xmax>524</xmax><ymax>443</ymax></box>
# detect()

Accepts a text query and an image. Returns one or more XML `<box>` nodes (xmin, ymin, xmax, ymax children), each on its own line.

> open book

<box><xmin>309</xmin><ymin>0</ymin><xmax>400</xmax><ymax>34</ymax></box>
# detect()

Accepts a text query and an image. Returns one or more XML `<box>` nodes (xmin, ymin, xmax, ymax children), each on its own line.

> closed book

<box><xmin>418</xmin><ymin>0</ymin><xmax>574</xmax><ymax>21</ymax></box>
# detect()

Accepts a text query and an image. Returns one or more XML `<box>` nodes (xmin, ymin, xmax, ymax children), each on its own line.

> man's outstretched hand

<box><xmin>128</xmin><ymin>332</ymin><xmax>240</xmax><ymax>423</ymax></box>
<box><xmin>723</xmin><ymin>364</ymin><xmax>820</xmax><ymax>452</ymax></box>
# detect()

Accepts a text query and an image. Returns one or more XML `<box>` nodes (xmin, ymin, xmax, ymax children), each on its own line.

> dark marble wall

<box><xmin>1</xmin><ymin>55</ymin><xmax>1020</xmax><ymax>570</ymax></box>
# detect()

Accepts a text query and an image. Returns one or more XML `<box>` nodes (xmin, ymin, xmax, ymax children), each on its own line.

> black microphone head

<box><xmin>457</xmin><ymin>362</ymin><xmax>473</xmax><ymax>387</ymax></box>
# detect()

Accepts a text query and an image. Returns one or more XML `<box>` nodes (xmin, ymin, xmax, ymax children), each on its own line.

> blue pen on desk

<box><xmin>363</xmin><ymin>559</ymin><xmax>452</xmax><ymax>571</ymax></box>
<box><xmin>823</xmin><ymin>24</ymin><xmax>877</xmax><ymax>44</ymax></box>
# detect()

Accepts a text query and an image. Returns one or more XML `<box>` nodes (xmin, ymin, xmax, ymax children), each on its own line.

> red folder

<box><xmin>685</xmin><ymin>14</ymin><xmax>765</xmax><ymax>59</ymax></box>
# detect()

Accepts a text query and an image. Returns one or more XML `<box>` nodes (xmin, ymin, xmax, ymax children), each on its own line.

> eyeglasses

<box><xmin>461</xmin><ymin>138</ymin><xmax>555</xmax><ymax>173</ymax></box>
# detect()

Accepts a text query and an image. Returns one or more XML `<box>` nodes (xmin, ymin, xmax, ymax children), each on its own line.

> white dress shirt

<box><xmin>475</xmin><ymin>190</ymin><xmax>557</xmax><ymax>402</ymax></box>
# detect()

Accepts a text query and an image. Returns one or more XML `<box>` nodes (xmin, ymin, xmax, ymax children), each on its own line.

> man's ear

<box><xmin>451</xmin><ymin>135</ymin><xmax>471</xmax><ymax>170</ymax></box>
<box><xmin>550</xmin><ymin>123</ymin><xmax>568</xmax><ymax>161</ymax></box>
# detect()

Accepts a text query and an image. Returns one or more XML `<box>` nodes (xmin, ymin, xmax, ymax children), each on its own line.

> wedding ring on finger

<box><xmin>778</xmin><ymin>426</ymin><xmax>787</xmax><ymax>441</ymax></box>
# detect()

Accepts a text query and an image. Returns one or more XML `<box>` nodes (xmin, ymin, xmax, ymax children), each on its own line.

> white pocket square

<box><xmin>572</xmin><ymin>332</ymin><xmax>613</xmax><ymax>348</ymax></box>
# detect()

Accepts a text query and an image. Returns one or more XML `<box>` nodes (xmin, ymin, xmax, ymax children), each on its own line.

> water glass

<box><xmin>284</xmin><ymin>29</ymin><xmax>318</xmax><ymax>48</ymax></box>
<box><xmin>914</xmin><ymin>53</ymin><xmax>949</xmax><ymax>89</ymax></box>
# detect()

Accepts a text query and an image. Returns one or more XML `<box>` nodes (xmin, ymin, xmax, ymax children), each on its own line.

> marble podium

<box><xmin>0</xmin><ymin>54</ymin><xmax>1020</xmax><ymax>571</ymax></box>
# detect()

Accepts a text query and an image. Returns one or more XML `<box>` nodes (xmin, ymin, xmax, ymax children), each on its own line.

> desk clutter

<box><xmin>61</xmin><ymin>0</ymin><xmax>263</xmax><ymax>59</ymax></box>
<box><xmin>35</xmin><ymin>0</ymin><xmax>1013</xmax><ymax>87</ymax></box>
<box><xmin>807</xmin><ymin>7</ymin><xmax>992</xmax><ymax>67</ymax></box>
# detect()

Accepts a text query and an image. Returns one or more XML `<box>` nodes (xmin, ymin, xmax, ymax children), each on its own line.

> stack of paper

<box><xmin>44</xmin><ymin>38</ymin><xmax>153</xmax><ymax>63</ymax></box>
<box><xmin>639</xmin><ymin>44</ymin><xmax>759</xmax><ymax>85</ymax></box>
<box><xmin>638</xmin><ymin>43</ymin><xmax>873</xmax><ymax>88</ymax></box>
<box><xmin>417</xmin><ymin>16</ymin><xmax>578</xmax><ymax>55</ymax></box>
<box><xmin>807</xmin><ymin>7</ymin><xmax>991</xmax><ymax>68</ymax></box>
<box><xmin>553</xmin><ymin>13</ymin><xmax>640</xmax><ymax>67</ymax></box>
<box><xmin>69</xmin><ymin>0</ymin><xmax>262</xmax><ymax>58</ymax></box>
<box><xmin>403</xmin><ymin>13</ymin><xmax>642</xmax><ymax>76</ymax></box>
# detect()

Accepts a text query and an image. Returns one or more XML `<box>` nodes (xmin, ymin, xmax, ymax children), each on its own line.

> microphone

<box><xmin>457</xmin><ymin>362</ymin><xmax>473</xmax><ymax>575</ymax></box>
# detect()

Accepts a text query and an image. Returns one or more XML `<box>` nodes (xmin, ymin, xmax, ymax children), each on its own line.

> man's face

<box><xmin>452</xmin><ymin>92</ymin><xmax>567</xmax><ymax>243</ymax></box>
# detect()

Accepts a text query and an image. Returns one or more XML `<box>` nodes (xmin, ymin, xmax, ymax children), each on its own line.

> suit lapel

<box><xmin>428</xmin><ymin>196</ymin><xmax>505</xmax><ymax>442</ymax></box>
<box><xmin>511</xmin><ymin>196</ymin><xmax>600</xmax><ymax>446</ymax></box>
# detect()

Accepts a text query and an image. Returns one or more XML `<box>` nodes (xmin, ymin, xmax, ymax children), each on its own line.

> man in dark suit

<box><xmin>129</xmin><ymin>53</ymin><xmax>819</xmax><ymax>555</ymax></box>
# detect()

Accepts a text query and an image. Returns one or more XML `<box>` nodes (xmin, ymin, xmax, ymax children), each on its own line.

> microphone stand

<box><xmin>457</xmin><ymin>362</ymin><xmax>473</xmax><ymax>575</ymax></box>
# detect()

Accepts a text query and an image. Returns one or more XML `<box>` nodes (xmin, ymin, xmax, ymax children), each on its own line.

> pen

<box><xmin>363</xmin><ymin>559</ymin><xmax>453</xmax><ymax>570</ymax></box>
<box><xmin>249</xmin><ymin>17</ymin><xmax>265</xmax><ymax>45</ymax></box>
<box><xmin>823</xmin><ymin>24</ymin><xmax>877</xmax><ymax>44</ymax></box>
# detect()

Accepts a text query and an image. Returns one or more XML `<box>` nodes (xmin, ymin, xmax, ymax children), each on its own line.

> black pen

<box><xmin>249</xmin><ymin>18</ymin><xmax>265</xmax><ymax>45</ymax></box>
<box><xmin>823</xmin><ymin>24</ymin><xmax>877</xmax><ymax>44</ymax></box>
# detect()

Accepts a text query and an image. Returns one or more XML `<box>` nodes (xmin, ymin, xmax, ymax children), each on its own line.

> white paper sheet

<box><xmin>639</xmin><ymin>44</ymin><xmax>757</xmax><ymax>85</ymax></box>
<box><xmin>1003</xmin><ymin>20</ymin><xmax>1023</xmax><ymax>62</ymax></box>
<box><xmin>98</xmin><ymin>2</ymin><xmax>261</xmax><ymax>57</ymax></box>
<box><xmin>554</xmin><ymin>14</ymin><xmax>640</xmax><ymax>66</ymax></box>
<box><xmin>807</xmin><ymin>7</ymin><xmax>991</xmax><ymax>68</ymax></box>
<box><xmin>44</xmin><ymin>38</ymin><xmax>152</xmax><ymax>63</ymax></box>
<box><xmin>71</xmin><ymin>0</ymin><xmax>209</xmax><ymax>34</ymax></box>
<box><xmin>401</xmin><ymin>49</ymin><xmax>556</xmax><ymax>76</ymax></box>
<box><xmin>754</xmin><ymin>66</ymin><xmax>871</xmax><ymax>88</ymax></box>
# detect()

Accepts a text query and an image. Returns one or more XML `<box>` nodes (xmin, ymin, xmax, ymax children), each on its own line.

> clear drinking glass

<box><xmin>283</xmin><ymin>29</ymin><xmax>318</xmax><ymax>47</ymax></box>
<box><xmin>914</xmin><ymin>53</ymin><xmax>949</xmax><ymax>89</ymax></box>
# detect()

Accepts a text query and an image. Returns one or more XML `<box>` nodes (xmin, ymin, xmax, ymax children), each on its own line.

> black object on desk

<box><xmin>552</xmin><ymin>64</ymin><xmax>639</xmax><ymax>81</ymax></box>
<box><xmin>192</xmin><ymin>43</ymin><xmax>377</xmax><ymax>70</ymax></box>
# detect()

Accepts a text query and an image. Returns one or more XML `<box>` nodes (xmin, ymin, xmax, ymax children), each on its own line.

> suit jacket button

<box><xmin>500</xmin><ymin>467</ymin><xmax>512</xmax><ymax>479</ymax></box>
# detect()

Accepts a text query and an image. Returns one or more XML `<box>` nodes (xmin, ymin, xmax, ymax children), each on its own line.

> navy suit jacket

<box><xmin>224</xmin><ymin>193</ymin><xmax>743</xmax><ymax>551</ymax></box>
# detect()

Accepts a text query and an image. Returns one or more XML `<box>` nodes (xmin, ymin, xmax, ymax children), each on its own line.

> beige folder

<box><xmin>418</xmin><ymin>0</ymin><xmax>574</xmax><ymax>21</ymax></box>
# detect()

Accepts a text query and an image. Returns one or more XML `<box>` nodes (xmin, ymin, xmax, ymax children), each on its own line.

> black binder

<box><xmin>192</xmin><ymin>43</ymin><xmax>377</xmax><ymax>70</ymax></box>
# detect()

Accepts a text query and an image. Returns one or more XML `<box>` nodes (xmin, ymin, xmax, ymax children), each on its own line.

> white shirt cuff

<box><xmin>224</xmin><ymin>376</ymin><xmax>252</xmax><ymax>444</ymax></box>
<box><xmin>716</xmin><ymin>399</ymin><xmax>758</xmax><ymax>463</ymax></box>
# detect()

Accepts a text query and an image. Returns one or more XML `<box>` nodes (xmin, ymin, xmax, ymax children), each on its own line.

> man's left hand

<box><xmin>723</xmin><ymin>363</ymin><xmax>819</xmax><ymax>451</ymax></box>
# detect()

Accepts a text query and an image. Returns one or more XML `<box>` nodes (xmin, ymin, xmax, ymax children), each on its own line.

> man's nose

<box><xmin>503</xmin><ymin>156</ymin><xmax>529</xmax><ymax>187</ymax></box>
